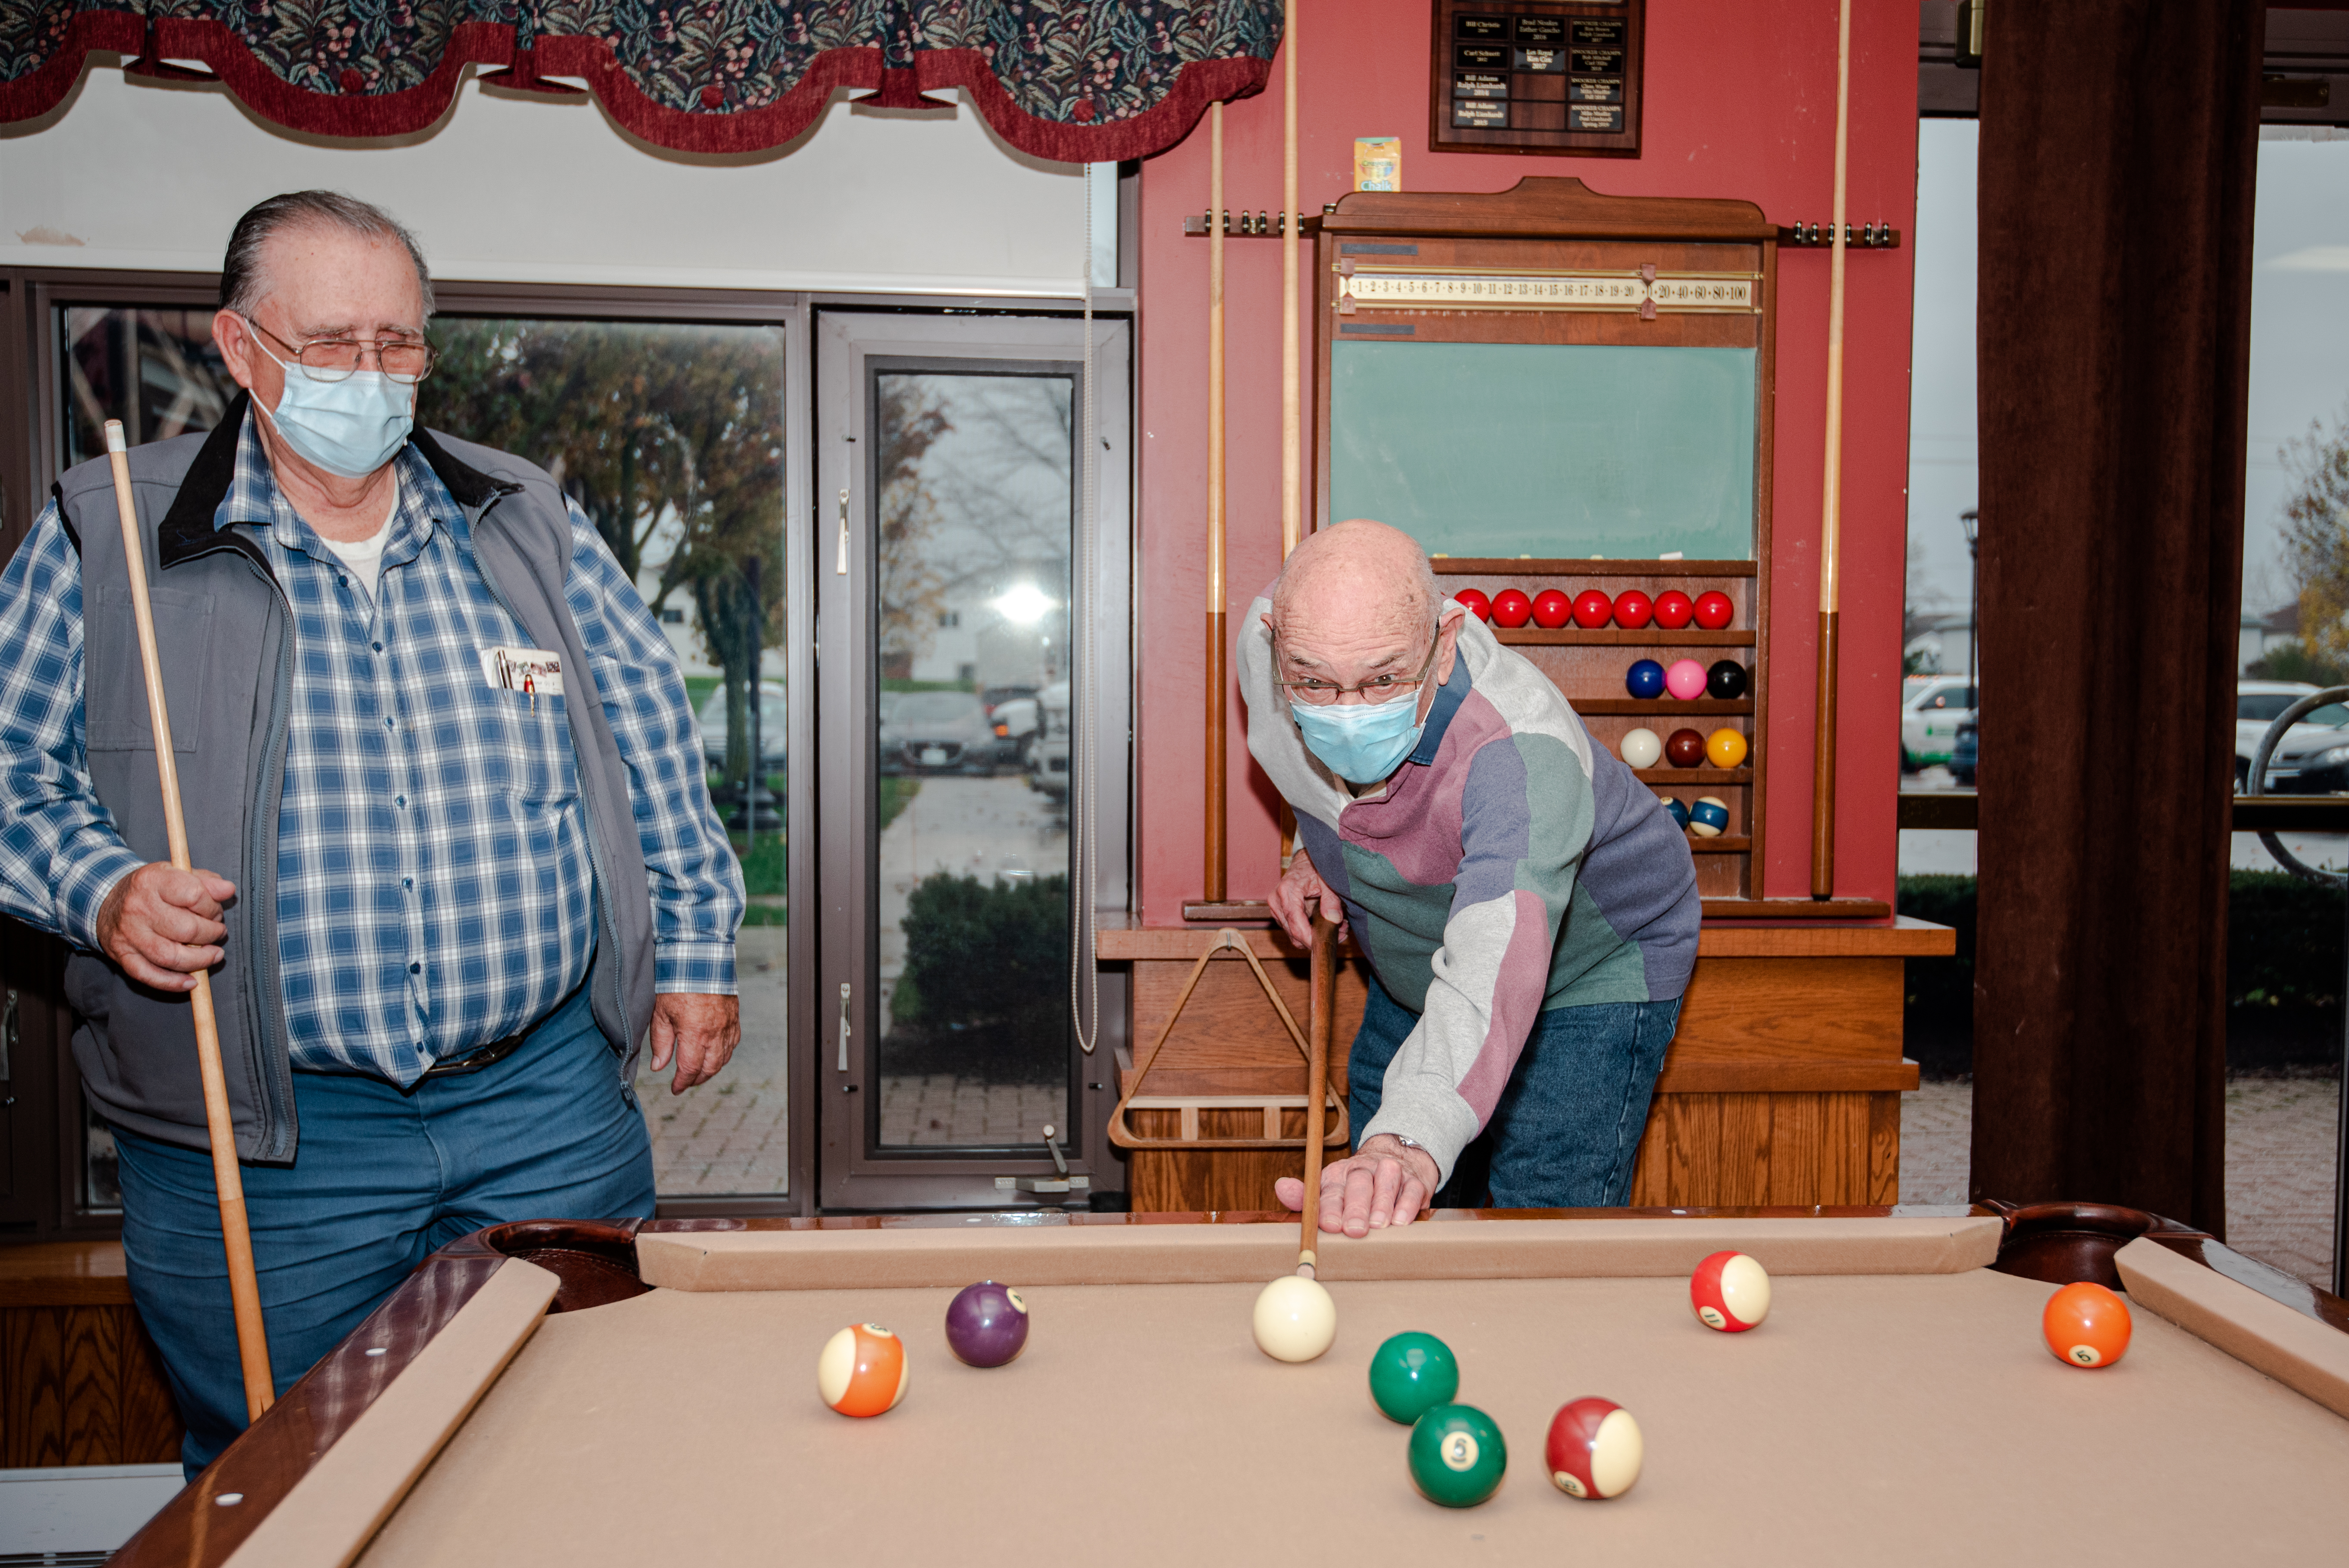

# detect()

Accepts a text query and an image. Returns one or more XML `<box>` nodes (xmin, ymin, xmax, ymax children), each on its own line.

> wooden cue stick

<box><xmin>1299</xmin><ymin>909</ymin><xmax>1336</xmax><ymax>1274</ymax></box>
<box><xmin>1205</xmin><ymin>103</ymin><xmax>1228</xmax><ymax>903</ymax></box>
<box><xmin>1809</xmin><ymin>0</ymin><xmax>1852</xmax><ymax>901</ymax></box>
<box><xmin>1279</xmin><ymin>0</ymin><xmax>1301</xmax><ymax>558</ymax></box>
<box><xmin>103</xmin><ymin>420</ymin><xmax>275</xmax><ymax>1421</ymax></box>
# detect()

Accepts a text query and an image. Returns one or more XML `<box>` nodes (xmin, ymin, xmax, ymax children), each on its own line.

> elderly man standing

<box><xmin>1245</xmin><ymin>520</ymin><xmax>1699</xmax><ymax>1235</ymax></box>
<box><xmin>0</xmin><ymin>191</ymin><xmax>743</xmax><ymax>1473</ymax></box>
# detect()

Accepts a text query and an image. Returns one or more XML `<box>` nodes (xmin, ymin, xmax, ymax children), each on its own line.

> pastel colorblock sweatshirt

<box><xmin>1240</xmin><ymin>596</ymin><xmax>1702</xmax><ymax>1186</ymax></box>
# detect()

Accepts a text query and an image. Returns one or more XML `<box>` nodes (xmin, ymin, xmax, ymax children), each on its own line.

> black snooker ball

<box><xmin>1706</xmin><ymin>660</ymin><xmax>1749</xmax><ymax>701</ymax></box>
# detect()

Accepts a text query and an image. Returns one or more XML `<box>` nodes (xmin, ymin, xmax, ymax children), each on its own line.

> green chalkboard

<box><xmin>1327</xmin><ymin>339</ymin><xmax>1757</xmax><ymax>560</ymax></box>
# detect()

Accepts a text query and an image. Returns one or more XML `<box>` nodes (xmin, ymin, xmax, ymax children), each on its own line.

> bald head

<box><xmin>1264</xmin><ymin>519</ymin><xmax>1463</xmax><ymax>715</ymax></box>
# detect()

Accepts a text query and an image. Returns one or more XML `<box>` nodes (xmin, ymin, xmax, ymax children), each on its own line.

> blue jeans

<box><xmin>1348</xmin><ymin>972</ymin><xmax>1682</xmax><ymax>1209</ymax></box>
<box><xmin>113</xmin><ymin>982</ymin><xmax>655</xmax><ymax>1477</ymax></box>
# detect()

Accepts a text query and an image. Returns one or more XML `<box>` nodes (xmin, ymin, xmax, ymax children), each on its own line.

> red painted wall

<box><xmin>1132</xmin><ymin>0</ymin><xmax>1919</xmax><ymax>922</ymax></box>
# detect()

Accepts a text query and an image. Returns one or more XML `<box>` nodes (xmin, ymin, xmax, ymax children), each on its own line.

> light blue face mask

<box><xmin>1289</xmin><ymin>693</ymin><xmax>1427</xmax><ymax>784</ymax></box>
<box><xmin>248</xmin><ymin>329</ymin><xmax>415</xmax><ymax>479</ymax></box>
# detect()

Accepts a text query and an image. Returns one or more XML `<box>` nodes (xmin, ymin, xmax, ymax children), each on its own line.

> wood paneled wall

<box><xmin>0</xmin><ymin>1243</ymin><xmax>183</xmax><ymax>1466</ymax></box>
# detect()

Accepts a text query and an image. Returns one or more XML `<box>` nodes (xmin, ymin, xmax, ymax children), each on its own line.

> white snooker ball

<box><xmin>1252</xmin><ymin>1274</ymin><xmax>1337</xmax><ymax>1362</ymax></box>
<box><xmin>1619</xmin><ymin>727</ymin><xmax>1664</xmax><ymax>769</ymax></box>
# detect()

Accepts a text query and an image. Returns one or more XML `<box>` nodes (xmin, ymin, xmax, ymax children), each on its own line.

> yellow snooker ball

<box><xmin>1704</xmin><ymin>727</ymin><xmax>1749</xmax><ymax>768</ymax></box>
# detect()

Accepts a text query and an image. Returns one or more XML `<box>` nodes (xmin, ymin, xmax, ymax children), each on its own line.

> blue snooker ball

<box><xmin>1625</xmin><ymin>659</ymin><xmax>1667</xmax><ymax>700</ymax></box>
<box><xmin>1662</xmin><ymin>795</ymin><xmax>1690</xmax><ymax>828</ymax></box>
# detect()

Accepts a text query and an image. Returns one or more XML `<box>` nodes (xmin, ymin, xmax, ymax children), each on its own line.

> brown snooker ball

<box><xmin>1664</xmin><ymin>728</ymin><xmax>1706</xmax><ymax>768</ymax></box>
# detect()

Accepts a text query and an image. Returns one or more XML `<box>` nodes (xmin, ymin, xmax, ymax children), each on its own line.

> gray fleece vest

<box><xmin>53</xmin><ymin>398</ymin><xmax>655</xmax><ymax>1162</ymax></box>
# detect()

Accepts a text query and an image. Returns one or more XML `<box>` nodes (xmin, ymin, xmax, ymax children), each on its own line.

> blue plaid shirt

<box><xmin>0</xmin><ymin>416</ymin><xmax>741</xmax><ymax>1083</ymax></box>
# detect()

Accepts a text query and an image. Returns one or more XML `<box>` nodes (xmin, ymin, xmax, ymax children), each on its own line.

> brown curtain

<box><xmin>1972</xmin><ymin>0</ymin><xmax>2264</xmax><ymax>1232</ymax></box>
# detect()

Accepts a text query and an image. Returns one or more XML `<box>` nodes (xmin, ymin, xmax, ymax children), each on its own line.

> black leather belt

<box><xmin>420</xmin><ymin>1030</ymin><xmax>530</xmax><ymax>1079</ymax></box>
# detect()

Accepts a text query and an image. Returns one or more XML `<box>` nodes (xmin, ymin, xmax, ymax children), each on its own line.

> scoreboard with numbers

<box><xmin>1430</xmin><ymin>0</ymin><xmax>1646</xmax><ymax>158</ymax></box>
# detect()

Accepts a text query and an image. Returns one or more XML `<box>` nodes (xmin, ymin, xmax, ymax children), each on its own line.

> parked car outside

<box><xmin>697</xmin><ymin>679</ymin><xmax>787</xmax><ymax>770</ymax></box>
<box><xmin>1026</xmin><ymin>681</ymin><xmax>1071</xmax><ymax>804</ymax></box>
<box><xmin>2235</xmin><ymin>680</ymin><xmax>2349</xmax><ymax>793</ymax></box>
<box><xmin>1901</xmin><ymin>676</ymin><xmax>1976</xmax><ymax>770</ymax></box>
<box><xmin>884</xmin><ymin>690</ymin><xmax>996</xmax><ymax>775</ymax></box>
<box><xmin>985</xmin><ymin>692</ymin><xmax>1041</xmax><ymax>768</ymax></box>
<box><xmin>1950</xmin><ymin>717</ymin><xmax>1978</xmax><ymax>787</ymax></box>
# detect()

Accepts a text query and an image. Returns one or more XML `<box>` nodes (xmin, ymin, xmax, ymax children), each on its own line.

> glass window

<box><xmin>60</xmin><ymin>307</ymin><xmax>233</xmax><ymax>467</ymax></box>
<box><xmin>871</xmin><ymin>370</ymin><xmax>1073</xmax><ymax>1150</ymax></box>
<box><xmin>418</xmin><ymin>317</ymin><xmax>787</xmax><ymax>1197</ymax></box>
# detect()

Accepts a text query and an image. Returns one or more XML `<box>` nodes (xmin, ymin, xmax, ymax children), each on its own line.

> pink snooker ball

<box><xmin>1664</xmin><ymin>659</ymin><xmax>1708</xmax><ymax>701</ymax></box>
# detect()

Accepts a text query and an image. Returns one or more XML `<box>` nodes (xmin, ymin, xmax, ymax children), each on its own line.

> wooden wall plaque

<box><xmin>1430</xmin><ymin>0</ymin><xmax>1646</xmax><ymax>158</ymax></box>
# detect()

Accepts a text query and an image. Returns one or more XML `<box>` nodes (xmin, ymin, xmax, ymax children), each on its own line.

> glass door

<box><xmin>815</xmin><ymin>312</ymin><xmax>1129</xmax><ymax>1210</ymax></box>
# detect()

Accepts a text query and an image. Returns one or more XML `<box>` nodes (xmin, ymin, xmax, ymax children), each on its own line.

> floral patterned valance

<box><xmin>1</xmin><ymin>1</ymin><xmax>1280</xmax><ymax>160</ymax></box>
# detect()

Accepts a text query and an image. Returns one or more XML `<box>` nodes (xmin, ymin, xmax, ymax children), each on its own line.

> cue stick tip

<box><xmin>105</xmin><ymin>420</ymin><xmax>126</xmax><ymax>453</ymax></box>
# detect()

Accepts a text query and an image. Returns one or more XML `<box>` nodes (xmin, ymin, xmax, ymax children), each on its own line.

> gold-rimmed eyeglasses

<box><xmin>1273</xmin><ymin>624</ymin><xmax>1442</xmax><ymax>706</ymax></box>
<box><xmin>242</xmin><ymin>316</ymin><xmax>438</xmax><ymax>385</ymax></box>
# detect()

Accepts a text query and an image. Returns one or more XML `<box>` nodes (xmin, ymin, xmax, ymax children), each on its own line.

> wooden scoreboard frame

<box><xmin>1313</xmin><ymin>177</ymin><xmax>1782</xmax><ymax>906</ymax></box>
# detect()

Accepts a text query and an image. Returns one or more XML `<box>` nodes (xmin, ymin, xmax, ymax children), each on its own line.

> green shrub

<box><xmin>893</xmin><ymin>872</ymin><xmax>1069</xmax><ymax>1031</ymax></box>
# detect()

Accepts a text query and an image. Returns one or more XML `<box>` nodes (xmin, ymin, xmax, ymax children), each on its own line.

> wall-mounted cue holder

<box><xmin>1182</xmin><ymin>211</ymin><xmax>1326</xmax><ymax>238</ymax></box>
<box><xmin>1776</xmin><ymin>222</ymin><xmax>1901</xmax><ymax>248</ymax></box>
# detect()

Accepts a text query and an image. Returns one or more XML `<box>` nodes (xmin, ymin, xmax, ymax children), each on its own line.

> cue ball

<box><xmin>1531</xmin><ymin>589</ymin><xmax>1574</xmax><ymax>629</ymax></box>
<box><xmin>1625</xmin><ymin>660</ymin><xmax>1667</xmax><ymax>700</ymax></box>
<box><xmin>1664</xmin><ymin>659</ymin><xmax>1708</xmax><ymax>700</ymax></box>
<box><xmin>1707</xmin><ymin>659</ymin><xmax>1749</xmax><ymax>700</ymax></box>
<box><xmin>1652</xmin><ymin>590</ymin><xmax>1696</xmax><ymax>629</ymax></box>
<box><xmin>1612</xmin><ymin>590</ymin><xmax>1655</xmax><ymax>629</ymax></box>
<box><xmin>1546</xmin><ymin>1397</ymin><xmax>1643</xmax><ymax>1500</ymax></box>
<box><xmin>1408</xmin><ymin>1403</ymin><xmax>1509</xmax><ymax>1508</ymax></box>
<box><xmin>1688</xmin><ymin>796</ymin><xmax>1730</xmax><ymax>837</ymax></box>
<box><xmin>1490</xmin><ymin>589</ymin><xmax>1534</xmax><ymax>629</ymax></box>
<box><xmin>818</xmin><ymin>1323</ymin><xmax>910</xmax><ymax>1416</ymax></box>
<box><xmin>1367</xmin><ymin>1331</ymin><xmax>1461</xmax><ymax>1424</ymax></box>
<box><xmin>1452</xmin><ymin>588</ymin><xmax>1492</xmax><ymax>622</ymax></box>
<box><xmin>1571</xmin><ymin>590</ymin><xmax>1615</xmax><ymax>629</ymax></box>
<box><xmin>944</xmin><ymin>1280</ymin><xmax>1030</xmax><ymax>1367</ymax></box>
<box><xmin>1693</xmin><ymin>590</ymin><xmax>1735</xmax><ymax>630</ymax></box>
<box><xmin>1253</xmin><ymin>1275</ymin><xmax>1337</xmax><ymax>1363</ymax></box>
<box><xmin>1690</xmin><ymin>1251</ymin><xmax>1772</xmax><ymax>1332</ymax></box>
<box><xmin>1704</xmin><ymin>728</ymin><xmax>1749</xmax><ymax>769</ymax></box>
<box><xmin>1619</xmin><ymin>727</ymin><xmax>1664</xmax><ymax>769</ymax></box>
<box><xmin>1661</xmin><ymin>795</ymin><xmax>1690</xmax><ymax>829</ymax></box>
<box><xmin>1664</xmin><ymin>729</ymin><xmax>1706</xmax><ymax>768</ymax></box>
<box><xmin>2042</xmin><ymin>1281</ymin><xmax>2132</xmax><ymax>1368</ymax></box>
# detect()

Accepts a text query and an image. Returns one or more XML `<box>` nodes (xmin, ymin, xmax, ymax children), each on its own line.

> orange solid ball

<box><xmin>2042</xmin><ymin>1282</ymin><xmax>2132</xmax><ymax>1369</ymax></box>
<box><xmin>1704</xmin><ymin>728</ymin><xmax>1749</xmax><ymax>769</ymax></box>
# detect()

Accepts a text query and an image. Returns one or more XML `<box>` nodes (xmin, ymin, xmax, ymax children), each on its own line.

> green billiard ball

<box><xmin>1367</xmin><ymin>1331</ymin><xmax>1460</xmax><ymax>1424</ymax></box>
<box><xmin>1407</xmin><ymin>1403</ymin><xmax>1508</xmax><ymax>1507</ymax></box>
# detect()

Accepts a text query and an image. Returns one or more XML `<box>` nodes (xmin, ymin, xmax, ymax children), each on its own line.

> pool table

<box><xmin>112</xmin><ymin>1202</ymin><xmax>2349</xmax><ymax>1567</ymax></box>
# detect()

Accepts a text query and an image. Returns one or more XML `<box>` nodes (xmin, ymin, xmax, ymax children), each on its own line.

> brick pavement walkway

<box><xmin>1900</xmin><ymin>1076</ymin><xmax>2342</xmax><ymax>1286</ymax></box>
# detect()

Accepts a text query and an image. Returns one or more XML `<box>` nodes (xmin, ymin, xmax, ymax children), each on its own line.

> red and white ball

<box><xmin>1690</xmin><ymin>1250</ymin><xmax>1772</xmax><ymax>1332</ymax></box>
<box><xmin>1546</xmin><ymin>1397</ymin><xmax>1643</xmax><ymax>1500</ymax></box>
<box><xmin>818</xmin><ymin>1323</ymin><xmax>910</xmax><ymax>1416</ymax></box>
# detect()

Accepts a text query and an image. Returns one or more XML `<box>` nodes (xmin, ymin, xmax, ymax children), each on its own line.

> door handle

<box><xmin>835</xmin><ymin>489</ymin><xmax>850</xmax><ymax>576</ymax></box>
<box><xmin>0</xmin><ymin>988</ymin><xmax>14</xmax><ymax>1083</ymax></box>
<box><xmin>837</xmin><ymin>981</ymin><xmax>852</xmax><ymax>1071</ymax></box>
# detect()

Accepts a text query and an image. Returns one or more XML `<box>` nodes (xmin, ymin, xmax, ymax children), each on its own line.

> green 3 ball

<box><xmin>1407</xmin><ymin>1403</ymin><xmax>1508</xmax><ymax>1507</ymax></box>
<box><xmin>1368</xmin><ymin>1331</ymin><xmax>1460</xmax><ymax>1424</ymax></box>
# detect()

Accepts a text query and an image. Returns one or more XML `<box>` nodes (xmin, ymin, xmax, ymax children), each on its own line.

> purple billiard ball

<box><xmin>945</xmin><ymin>1280</ymin><xmax>1030</xmax><ymax>1367</ymax></box>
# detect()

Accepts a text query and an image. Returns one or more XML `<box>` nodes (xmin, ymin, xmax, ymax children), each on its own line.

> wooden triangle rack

<box><xmin>1107</xmin><ymin>927</ymin><xmax>1346</xmax><ymax>1151</ymax></box>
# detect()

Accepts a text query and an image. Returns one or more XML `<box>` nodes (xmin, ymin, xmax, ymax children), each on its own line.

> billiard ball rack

<box><xmin>1431</xmin><ymin>555</ymin><xmax>1766</xmax><ymax>898</ymax></box>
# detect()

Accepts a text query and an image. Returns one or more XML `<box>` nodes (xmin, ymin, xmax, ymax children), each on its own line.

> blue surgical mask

<box><xmin>1290</xmin><ymin>693</ymin><xmax>1427</xmax><ymax>784</ymax></box>
<box><xmin>249</xmin><ymin>335</ymin><xmax>414</xmax><ymax>479</ymax></box>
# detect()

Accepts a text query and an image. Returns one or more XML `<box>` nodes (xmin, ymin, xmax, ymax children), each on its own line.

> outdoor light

<box><xmin>993</xmin><ymin>583</ymin><xmax>1054</xmax><ymax>624</ymax></box>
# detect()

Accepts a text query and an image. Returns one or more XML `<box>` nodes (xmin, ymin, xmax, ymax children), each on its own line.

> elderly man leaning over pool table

<box><xmin>1239</xmin><ymin>519</ymin><xmax>1700</xmax><ymax>1236</ymax></box>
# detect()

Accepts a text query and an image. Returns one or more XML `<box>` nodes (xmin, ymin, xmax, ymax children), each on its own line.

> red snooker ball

<box><xmin>1690</xmin><ymin>1250</ymin><xmax>1772</xmax><ymax>1332</ymax></box>
<box><xmin>1546</xmin><ymin>1397</ymin><xmax>1644</xmax><ymax>1500</ymax></box>
<box><xmin>1490</xmin><ymin>589</ymin><xmax>1534</xmax><ymax>629</ymax></box>
<box><xmin>1452</xmin><ymin>588</ymin><xmax>1493</xmax><ymax>622</ymax></box>
<box><xmin>1652</xmin><ymin>590</ymin><xmax>1695</xmax><ymax>629</ymax></box>
<box><xmin>1663</xmin><ymin>729</ymin><xmax>1706</xmax><ymax>768</ymax></box>
<box><xmin>1692</xmin><ymin>590</ymin><xmax>1735</xmax><ymax>630</ymax></box>
<box><xmin>1530</xmin><ymin>589</ymin><xmax>1574</xmax><ymax>629</ymax></box>
<box><xmin>2042</xmin><ymin>1281</ymin><xmax>2131</xmax><ymax>1368</ymax></box>
<box><xmin>1612</xmin><ymin>590</ymin><xmax>1655</xmax><ymax>629</ymax></box>
<box><xmin>1571</xmin><ymin>590</ymin><xmax>1614</xmax><ymax>629</ymax></box>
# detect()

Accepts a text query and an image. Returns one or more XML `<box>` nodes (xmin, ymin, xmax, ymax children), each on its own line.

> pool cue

<box><xmin>1298</xmin><ymin>908</ymin><xmax>1336</xmax><ymax>1276</ymax></box>
<box><xmin>1280</xmin><ymin>0</ymin><xmax>1301</xmax><ymax>558</ymax></box>
<box><xmin>1809</xmin><ymin>0</ymin><xmax>1852</xmax><ymax>901</ymax></box>
<box><xmin>1205</xmin><ymin>103</ymin><xmax>1228</xmax><ymax>903</ymax></box>
<box><xmin>104</xmin><ymin>420</ymin><xmax>275</xmax><ymax>1421</ymax></box>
